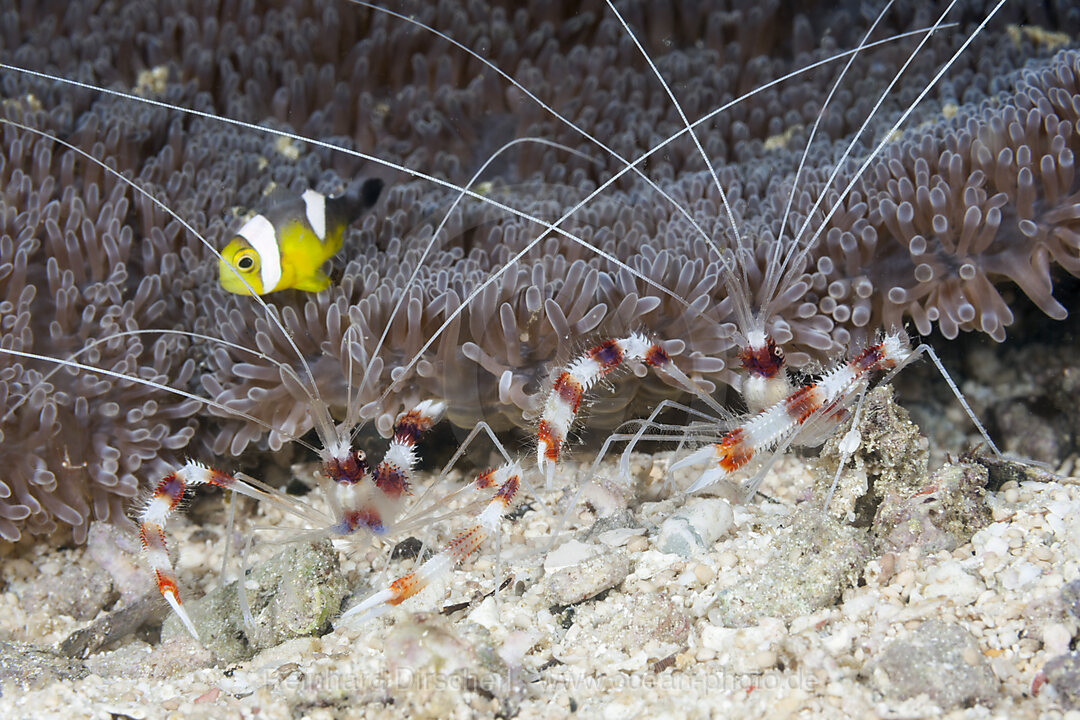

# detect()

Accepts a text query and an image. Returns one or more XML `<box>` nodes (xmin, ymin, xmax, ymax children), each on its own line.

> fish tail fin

<box><xmin>359</xmin><ymin>177</ymin><xmax>384</xmax><ymax>209</ymax></box>
<box><xmin>328</xmin><ymin>177</ymin><xmax>384</xmax><ymax>226</ymax></box>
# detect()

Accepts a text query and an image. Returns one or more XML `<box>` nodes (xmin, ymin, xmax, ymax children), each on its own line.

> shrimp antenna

<box><xmin>368</xmin><ymin>24</ymin><xmax>965</xmax><ymax>414</ymax></box>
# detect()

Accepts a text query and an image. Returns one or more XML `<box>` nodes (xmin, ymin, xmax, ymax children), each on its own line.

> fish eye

<box><xmin>236</xmin><ymin>251</ymin><xmax>256</xmax><ymax>271</ymax></box>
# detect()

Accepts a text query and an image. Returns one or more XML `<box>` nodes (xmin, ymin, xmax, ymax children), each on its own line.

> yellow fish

<box><xmin>218</xmin><ymin>178</ymin><xmax>383</xmax><ymax>295</ymax></box>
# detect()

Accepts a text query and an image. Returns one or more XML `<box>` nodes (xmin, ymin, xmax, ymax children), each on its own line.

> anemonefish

<box><xmin>218</xmin><ymin>177</ymin><xmax>383</xmax><ymax>295</ymax></box>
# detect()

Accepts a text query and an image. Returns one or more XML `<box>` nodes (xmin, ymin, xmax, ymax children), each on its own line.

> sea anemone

<box><xmin>0</xmin><ymin>0</ymin><xmax>1076</xmax><ymax>539</ymax></box>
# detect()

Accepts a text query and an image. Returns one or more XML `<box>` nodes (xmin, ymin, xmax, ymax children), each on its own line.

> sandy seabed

<box><xmin>0</xmin><ymin>411</ymin><xmax>1078</xmax><ymax>720</ymax></box>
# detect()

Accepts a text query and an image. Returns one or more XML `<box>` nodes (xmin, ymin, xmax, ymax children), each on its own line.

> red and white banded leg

<box><xmin>674</xmin><ymin>331</ymin><xmax>913</xmax><ymax>493</ymax></box>
<box><xmin>341</xmin><ymin>462</ymin><xmax>523</xmax><ymax>625</ymax></box>
<box><xmin>140</xmin><ymin>460</ymin><xmax>266</xmax><ymax>641</ymax></box>
<box><xmin>536</xmin><ymin>333</ymin><xmax>696</xmax><ymax>481</ymax></box>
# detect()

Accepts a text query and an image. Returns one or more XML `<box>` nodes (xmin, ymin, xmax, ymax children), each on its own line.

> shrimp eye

<box><xmin>236</xmin><ymin>251</ymin><xmax>257</xmax><ymax>271</ymax></box>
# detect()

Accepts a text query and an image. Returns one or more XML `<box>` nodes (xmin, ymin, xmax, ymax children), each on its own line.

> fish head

<box><xmin>218</xmin><ymin>237</ymin><xmax>266</xmax><ymax>295</ymax></box>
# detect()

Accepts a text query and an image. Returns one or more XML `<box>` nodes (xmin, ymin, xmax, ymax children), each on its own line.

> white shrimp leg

<box><xmin>341</xmin><ymin>462</ymin><xmax>523</xmax><ymax>625</ymax></box>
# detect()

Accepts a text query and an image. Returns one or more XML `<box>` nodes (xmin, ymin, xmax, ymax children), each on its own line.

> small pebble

<box><xmin>752</xmin><ymin>649</ymin><xmax>777</xmax><ymax>670</ymax></box>
<box><xmin>716</xmin><ymin>550</ymin><xmax>738</xmax><ymax>569</ymax></box>
<box><xmin>1063</xmin><ymin>579</ymin><xmax>1080</xmax><ymax>620</ymax></box>
<box><xmin>627</xmin><ymin>535</ymin><xmax>649</xmax><ymax>553</ymax></box>
<box><xmin>962</xmin><ymin>646</ymin><xmax>981</xmax><ymax>665</ymax></box>
<box><xmin>636</xmin><ymin>580</ymin><xmax>657</xmax><ymax>594</ymax></box>
<box><xmin>544</xmin><ymin>551</ymin><xmax>631</xmax><ymax>606</ymax></box>
<box><xmin>0</xmin><ymin>641</ymin><xmax>88</xmax><ymax>688</ymax></box>
<box><xmin>596</xmin><ymin>528</ymin><xmax>644</xmax><ymax>547</ymax></box>
<box><xmin>163</xmin><ymin>540</ymin><xmax>346</xmax><ymax>663</ymax></box>
<box><xmin>656</xmin><ymin>499</ymin><xmax>733</xmax><ymax>557</ymax></box>
<box><xmin>544</xmin><ymin>539</ymin><xmax>598</xmax><ymax>572</ymax></box>
<box><xmin>1044</xmin><ymin>623</ymin><xmax>1074</xmax><ymax>656</ymax></box>
<box><xmin>872</xmin><ymin>620</ymin><xmax>998</xmax><ymax>709</ymax></box>
<box><xmin>693</xmin><ymin>564</ymin><xmax>714</xmax><ymax>584</ymax></box>
<box><xmin>17</xmin><ymin>562</ymin><xmax>118</xmax><ymax>622</ymax></box>
<box><xmin>1045</xmin><ymin>652</ymin><xmax>1080</xmax><ymax>709</ymax></box>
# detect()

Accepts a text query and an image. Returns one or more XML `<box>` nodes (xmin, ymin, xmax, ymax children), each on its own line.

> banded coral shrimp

<box><xmin>528</xmin><ymin>0</ymin><xmax>1019</xmax><ymax>494</ymax></box>
<box><xmin>335</xmin><ymin>0</ymin><xmax>1044</xmax><ymax>627</ymax></box>
<box><xmin>0</xmin><ymin>0</ymin><xmax>1075</xmax><ymax>708</ymax></box>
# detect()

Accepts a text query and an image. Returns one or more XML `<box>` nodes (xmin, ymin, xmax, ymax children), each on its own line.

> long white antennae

<box><xmin>347</xmin><ymin>3</ymin><xmax>950</xmax><ymax>362</ymax></box>
<box><xmin>0</xmin><ymin>345</ymin><xmax>323</xmax><ymax>452</ymax></box>
<box><xmin>763</xmin><ymin>1</ymin><xmax>895</xmax><ymax>316</ymax></box>
<box><xmin>780</xmin><ymin>0</ymin><xmax>1007</xmax><ymax>317</ymax></box>
<box><xmin>603</xmin><ymin>0</ymin><xmax>743</xmax><ymax>253</ymax></box>
<box><xmin>347</xmin><ymin>134</ymin><xmax>596</xmax><ymax>425</ymax></box>
<box><xmin>2</xmin><ymin>327</ymin><xmax>321</xmax><ymax>448</ymax></box>
<box><xmin>348</xmin><ymin>0</ymin><xmax>719</xmax><ymax>253</ymax></box>
<box><xmin>602</xmin><ymin>0</ymin><xmax>758</xmax><ymax>349</ymax></box>
<box><xmin>365</xmin><ymin>27</ymin><xmax>962</xmax><ymax>411</ymax></box>
<box><xmin>0</xmin><ymin>65</ymin><xmax>687</xmax><ymax>312</ymax></box>
<box><xmin>1</xmin><ymin>28</ymin><xmax>938</xmax><ymax>432</ymax></box>
<box><xmin>1</xmin><ymin>115</ymin><xmax>671</xmax><ymax>453</ymax></box>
